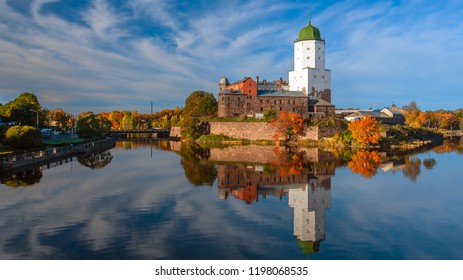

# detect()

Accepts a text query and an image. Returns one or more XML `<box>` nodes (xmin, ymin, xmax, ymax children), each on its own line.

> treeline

<box><xmin>99</xmin><ymin>90</ymin><xmax>217</xmax><ymax>131</ymax></box>
<box><xmin>1</xmin><ymin>90</ymin><xmax>218</xmax><ymax>147</ymax></box>
<box><xmin>403</xmin><ymin>101</ymin><xmax>463</xmax><ymax>130</ymax></box>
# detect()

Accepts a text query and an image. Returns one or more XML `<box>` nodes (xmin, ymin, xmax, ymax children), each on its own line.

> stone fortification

<box><xmin>209</xmin><ymin>122</ymin><xmax>337</xmax><ymax>141</ymax></box>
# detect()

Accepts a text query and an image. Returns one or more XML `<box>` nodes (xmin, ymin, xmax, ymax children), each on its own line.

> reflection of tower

<box><xmin>288</xmin><ymin>178</ymin><xmax>330</xmax><ymax>253</ymax></box>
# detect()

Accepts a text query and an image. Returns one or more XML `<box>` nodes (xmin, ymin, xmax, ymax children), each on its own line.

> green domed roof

<box><xmin>296</xmin><ymin>21</ymin><xmax>322</xmax><ymax>42</ymax></box>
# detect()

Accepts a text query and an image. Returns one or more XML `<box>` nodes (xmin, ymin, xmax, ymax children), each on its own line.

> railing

<box><xmin>0</xmin><ymin>138</ymin><xmax>115</xmax><ymax>172</ymax></box>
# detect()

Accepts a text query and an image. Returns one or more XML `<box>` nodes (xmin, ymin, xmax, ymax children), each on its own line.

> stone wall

<box><xmin>218</xmin><ymin>93</ymin><xmax>309</xmax><ymax>118</ymax></box>
<box><xmin>209</xmin><ymin>122</ymin><xmax>337</xmax><ymax>141</ymax></box>
<box><xmin>169</xmin><ymin>127</ymin><xmax>182</xmax><ymax>138</ymax></box>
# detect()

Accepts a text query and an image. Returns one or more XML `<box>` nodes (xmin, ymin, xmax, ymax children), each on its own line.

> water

<box><xmin>1</xmin><ymin>139</ymin><xmax>462</xmax><ymax>260</ymax></box>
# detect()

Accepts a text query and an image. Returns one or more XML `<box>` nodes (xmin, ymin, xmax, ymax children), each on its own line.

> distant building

<box><xmin>344</xmin><ymin>106</ymin><xmax>405</xmax><ymax>125</ymax></box>
<box><xmin>218</xmin><ymin>20</ymin><xmax>334</xmax><ymax>118</ymax></box>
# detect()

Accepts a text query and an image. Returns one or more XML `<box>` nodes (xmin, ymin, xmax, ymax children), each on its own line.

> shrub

<box><xmin>5</xmin><ymin>125</ymin><xmax>42</xmax><ymax>149</ymax></box>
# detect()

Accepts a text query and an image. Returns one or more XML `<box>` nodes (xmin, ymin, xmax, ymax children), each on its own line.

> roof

<box><xmin>296</xmin><ymin>21</ymin><xmax>322</xmax><ymax>42</ymax></box>
<box><xmin>219</xmin><ymin>76</ymin><xmax>229</xmax><ymax>85</ymax></box>
<box><xmin>345</xmin><ymin>110</ymin><xmax>389</xmax><ymax>119</ymax></box>
<box><xmin>229</xmin><ymin>77</ymin><xmax>253</xmax><ymax>86</ymax></box>
<box><xmin>258</xmin><ymin>90</ymin><xmax>307</xmax><ymax>97</ymax></box>
<box><xmin>309</xmin><ymin>99</ymin><xmax>334</xmax><ymax>106</ymax></box>
<box><xmin>382</xmin><ymin>107</ymin><xmax>404</xmax><ymax>115</ymax></box>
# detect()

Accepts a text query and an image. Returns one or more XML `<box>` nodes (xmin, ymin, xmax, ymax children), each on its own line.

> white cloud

<box><xmin>1</xmin><ymin>0</ymin><xmax>463</xmax><ymax>112</ymax></box>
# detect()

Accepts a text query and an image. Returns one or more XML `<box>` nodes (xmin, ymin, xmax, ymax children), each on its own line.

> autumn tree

<box><xmin>347</xmin><ymin>150</ymin><xmax>382</xmax><ymax>179</ymax></box>
<box><xmin>347</xmin><ymin>115</ymin><xmax>381</xmax><ymax>146</ymax></box>
<box><xmin>271</xmin><ymin>111</ymin><xmax>304</xmax><ymax>143</ymax></box>
<box><xmin>183</xmin><ymin>91</ymin><xmax>217</xmax><ymax>118</ymax></box>
<box><xmin>47</xmin><ymin>108</ymin><xmax>72</xmax><ymax>131</ymax></box>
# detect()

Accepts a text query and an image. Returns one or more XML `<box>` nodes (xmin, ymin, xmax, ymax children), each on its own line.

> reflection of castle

<box><xmin>289</xmin><ymin>181</ymin><xmax>330</xmax><ymax>253</ymax></box>
<box><xmin>217</xmin><ymin>161</ymin><xmax>332</xmax><ymax>254</ymax></box>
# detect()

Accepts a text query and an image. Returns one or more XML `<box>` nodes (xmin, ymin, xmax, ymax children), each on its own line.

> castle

<box><xmin>218</xmin><ymin>20</ymin><xmax>334</xmax><ymax>118</ymax></box>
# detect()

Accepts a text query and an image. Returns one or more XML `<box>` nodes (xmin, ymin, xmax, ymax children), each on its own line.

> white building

<box><xmin>289</xmin><ymin>21</ymin><xmax>332</xmax><ymax>103</ymax></box>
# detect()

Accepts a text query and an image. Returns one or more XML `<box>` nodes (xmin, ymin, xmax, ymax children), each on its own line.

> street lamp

<box><xmin>30</xmin><ymin>109</ymin><xmax>39</xmax><ymax>129</ymax></box>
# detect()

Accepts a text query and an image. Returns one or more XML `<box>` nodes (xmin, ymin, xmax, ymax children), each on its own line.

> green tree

<box><xmin>180</xmin><ymin>117</ymin><xmax>201</xmax><ymax>140</ymax></box>
<box><xmin>76</xmin><ymin>113</ymin><xmax>111</xmax><ymax>139</ymax></box>
<box><xmin>0</xmin><ymin>93</ymin><xmax>42</xmax><ymax>126</ymax></box>
<box><xmin>183</xmin><ymin>91</ymin><xmax>218</xmax><ymax>117</ymax></box>
<box><xmin>264</xmin><ymin>110</ymin><xmax>277</xmax><ymax>122</ymax></box>
<box><xmin>4</xmin><ymin>125</ymin><xmax>42</xmax><ymax>149</ymax></box>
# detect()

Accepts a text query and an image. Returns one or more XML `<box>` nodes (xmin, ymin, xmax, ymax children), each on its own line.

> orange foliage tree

<box><xmin>347</xmin><ymin>115</ymin><xmax>381</xmax><ymax>146</ymax></box>
<box><xmin>271</xmin><ymin>111</ymin><xmax>304</xmax><ymax>142</ymax></box>
<box><xmin>347</xmin><ymin>150</ymin><xmax>382</xmax><ymax>179</ymax></box>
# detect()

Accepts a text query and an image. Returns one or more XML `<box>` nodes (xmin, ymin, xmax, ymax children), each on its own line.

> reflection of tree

<box><xmin>423</xmin><ymin>158</ymin><xmax>436</xmax><ymax>169</ymax></box>
<box><xmin>433</xmin><ymin>139</ymin><xmax>463</xmax><ymax>155</ymax></box>
<box><xmin>180</xmin><ymin>142</ymin><xmax>217</xmax><ymax>186</ymax></box>
<box><xmin>403</xmin><ymin>156</ymin><xmax>421</xmax><ymax>182</ymax></box>
<box><xmin>347</xmin><ymin>150</ymin><xmax>382</xmax><ymax>179</ymax></box>
<box><xmin>1</xmin><ymin>168</ymin><xmax>42</xmax><ymax>187</ymax></box>
<box><xmin>77</xmin><ymin>151</ymin><xmax>113</xmax><ymax>169</ymax></box>
<box><xmin>271</xmin><ymin>147</ymin><xmax>305</xmax><ymax>176</ymax></box>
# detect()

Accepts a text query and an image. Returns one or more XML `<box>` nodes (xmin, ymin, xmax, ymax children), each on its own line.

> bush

<box><xmin>0</xmin><ymin>125</ymin><xmax>10</xmax><ymax>143</ymax></box>
<box><xmin>264</xmin><ymin>110</ymin><xmax>277</xmax><ymax>122</ymax></box>
<box><xmin>5</xmin><ymin>125</ymin><xmax>42</xmax><ymax>149</ymax></box>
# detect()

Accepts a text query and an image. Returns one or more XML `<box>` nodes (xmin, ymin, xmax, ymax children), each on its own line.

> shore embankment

<box><xmin>0</xmin><ymin>138</ymin><xmax>115</xmax><ymax>173</ymax></box>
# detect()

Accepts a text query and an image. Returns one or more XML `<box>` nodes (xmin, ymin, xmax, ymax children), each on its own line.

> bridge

<box><xmin>108</xmin><ymin>129</ymin><xmax>171</xmax><ymax>139</ymax></box>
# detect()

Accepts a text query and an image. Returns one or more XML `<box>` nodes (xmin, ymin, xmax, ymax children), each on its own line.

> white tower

<box><xmin>289</xmin><ymin>21</ymin><xmax>331</xmax><ymax>102</ymax></box>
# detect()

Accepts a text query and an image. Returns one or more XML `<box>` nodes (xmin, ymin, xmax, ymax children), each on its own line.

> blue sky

<box><xmin>1</xmin><ymin>0</ymin><xmax>462</xmax><ymax>114</ymax></box>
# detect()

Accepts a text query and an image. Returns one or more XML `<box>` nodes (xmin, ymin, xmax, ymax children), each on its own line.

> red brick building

<box><xmin>218</xmin><ymin>76</ymin><xmax>334</xmax><ymax>118</ymax></box>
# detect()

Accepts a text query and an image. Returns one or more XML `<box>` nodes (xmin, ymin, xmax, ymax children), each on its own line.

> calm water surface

<box><xmin>1</xmin><ymin>139</ymin><xmax>463</xmax><ymax>260</ymax></box>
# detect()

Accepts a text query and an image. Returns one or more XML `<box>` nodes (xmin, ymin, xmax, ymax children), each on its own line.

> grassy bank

<box><xmin>42</xmin><ymin>137</ymin><xmax>87</xmax><ymax>146</ymax></box>
<box><xmin>197</xmin><ymin>134</ymin><xmax>275</xmax><ymax>146</ymax></box>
